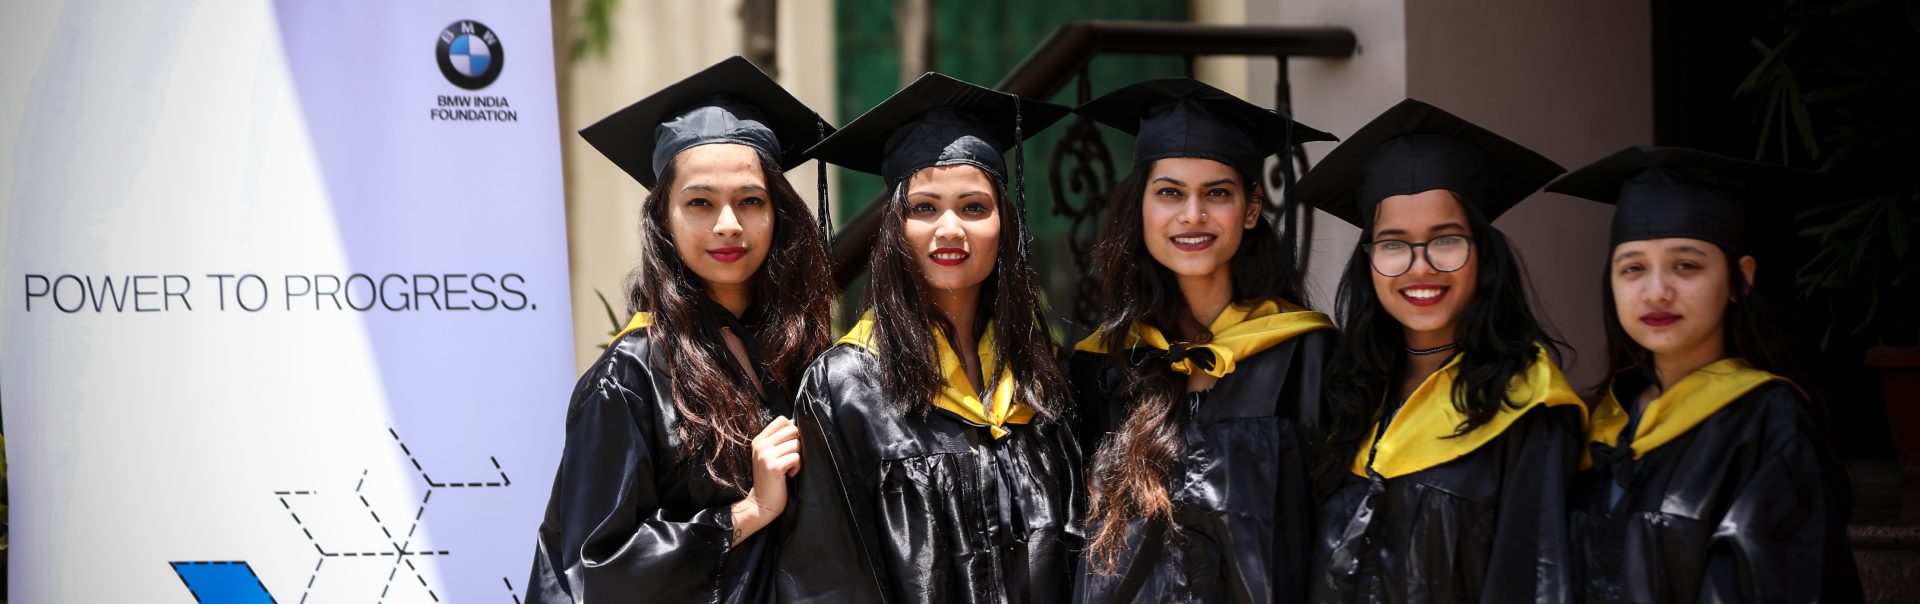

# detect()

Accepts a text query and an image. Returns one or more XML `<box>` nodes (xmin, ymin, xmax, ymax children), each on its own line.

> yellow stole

<box><xmin>1073</xmin><ymin>299</ymin><xmax>1335</xmax><ymax>377</ymax></box>
<box><xmin>839</xmin><ymin>311</ymin><xmax>1035</xmax><ymax>439</ymax></box>
<box><xmin>612</xmin><ymin>311</ymin><xmax>654</xmax><ymax>342</ymax></box>
<box><xmin>1581</xmin><ymin>358</ymin><xmax>1794</xmax><ymax>470</ymax></box>
<box><xmin>1350</xmin><ymin>345</ymin><xmax>1586</xmax><ymax>478</ymax></box>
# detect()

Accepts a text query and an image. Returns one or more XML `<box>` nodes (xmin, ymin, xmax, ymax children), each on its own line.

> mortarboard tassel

<box><xmin>1012</xmin><ymin>95</ymin><xmax>1032</xmax><ymax>265</ymax></box>
<box><xmin>816</xmin><ymin>118</ymin><xmax>834</xmax><ymax>242</ymax></box>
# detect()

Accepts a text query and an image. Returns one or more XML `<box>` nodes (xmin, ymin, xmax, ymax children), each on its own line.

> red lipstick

<box><xmin>708</xmin><ymin>246</ymin><xmax>748</xmax><ymax>263</ymax></box>
<box><xmin>1399</xmin><ymin>285</ymin><xmax>1447</xmax><ymax>308</ymax></box>
<box><xmin>930</xmin><ymin>247</ymin><xmax>969</xmax><ymax>267</ymax></box>
<box><xmin>1640</xmin><ymin>311</ymin><xmax>1681</xmax><ymax>327</ymax></box>
<box><xmin>1170</xmin><ymin>232</ymin><xmax>1216</xmax><ymax>252</ymax></box>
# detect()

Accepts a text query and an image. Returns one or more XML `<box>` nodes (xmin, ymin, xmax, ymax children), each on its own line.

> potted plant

<box><xmin>1798</xmin><ymin>192</ymin><xmax>1920</xmax><ymax>472</ymax></box>
<box><xmin>1740</xmin><ymin>0</ymin><xmax>1920</xmax><ymax>473</ymax></box>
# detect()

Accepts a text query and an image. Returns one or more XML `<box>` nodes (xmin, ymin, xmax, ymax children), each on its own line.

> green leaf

<box><xmin>1801</xmin><ymin>83</ymin><xmax>1872</xmax><ymax>104</ymax></box>
<box><xmin>1777</xmin><ymin>85</ymin><xmax>1796</xmax><ymax>165</ymax></box>
<box><xmin>1755</xmin><ymin>84</ymin><xmax>1781</xmax><ymax>161</ymax></box>
<box><xmin>1857</xmin><ymin>289</ymin><xmax>1883</xmax><ymax>335</ymax></box>
<box><xmin>1834</xmin><ymin>199</ymin><xmax>1881</xmax><ymax>229</ymax></box>
<box><xmin>1891</xmin><ymin>196</ymin><xmax>1913</xmax><ymax>257</ymax></box>
<box><xmin>1786</xmin><ymin>74</ymin><xmax>1819</xmax><ymax>158</ymax></box>
<box><xmin>571</xmin><ymin>0</ymin><xmax>622</xmax><ymax>63</ymax></box>
<box><xmin>1893</xmin><ymin>259</ymin><xmax>1919</xmax><ymax>285</ymax></box>
<box><xmin>596</xmin><ymin>289</ymin><xmax>621</xmax><ymax>336</ymax></box>
<box><xmin>1801</xmin><ymin>241</ymin><xmax>1840</xmax><ymax>269</ymax></box>
<box><xmin>1737</xmin><ymin>36</ymin><xmax>1791</xmax><ymax>95</ymax></box>
<box><xmin>1798</xmin><ymin>198</ymin><xmax>1856</xmax><ymax>221</ymax></box>
<box><xmin>1818</xmin><ymin>144</ymin><xmax>1854</xmax><ymax>172</ymax></box>
<box><xmin>1834</xmin><ymin>0</ymin><xmax>1890</xmax><ymax>15</ymax></box>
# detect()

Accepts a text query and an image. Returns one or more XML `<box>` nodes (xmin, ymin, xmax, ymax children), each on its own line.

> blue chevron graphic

<box><xmin>170</xmin><ymin>561</ymin><xmax>275</xmax><ymax>603</ymax></box>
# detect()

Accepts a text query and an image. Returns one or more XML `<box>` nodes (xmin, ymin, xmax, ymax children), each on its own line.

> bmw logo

<box><xmin>437</xmin><ymin>20</ymin><xmax>504</xmax><ymax>90</ymax></box>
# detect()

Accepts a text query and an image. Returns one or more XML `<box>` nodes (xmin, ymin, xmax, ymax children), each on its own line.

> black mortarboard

<box><xmin>580</xmin><ymin>56</ymin><xmax>838</xmax><ymax>238</ymax></box>
<box><xmin>807</xmin><ymin>72</ymin><xmax>1071</xmax><ymax>186</ymax></box>
<box><xmin>1074</xmin><ymin>77</ymin><xmax>1336</xmax><ymax>177</ymax></box>
<box><xmin>1546</xmin><ymin>146</ymin><xmax>1818</xmax><ymax>254</ymax></box>
<box><xmin>580</xmin><ymin>56</ymin><xmax>830</xmax><ymax>189</ymax></box>
<box><xmin>1292</xmin><ymin>99</ymin><xmax>1565</xmax><ymax>228</ymax></box>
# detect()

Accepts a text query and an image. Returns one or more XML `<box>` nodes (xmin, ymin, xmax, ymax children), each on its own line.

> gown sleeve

<box><xmin>1272</xmin><ymin>331</ymin><xmax>1334</xmax><ymax>603</ymax></box>
<box><xmin>526</xmin><ymin>348</ymin><xmax>737</xmax><ymax>604</ymax></box>
<box><xmin>1697</xmin><ymin>391</ymin><xmax>1858</xmax><ymax>604</ymax></box>
<box><xmin>1479</xmin><ymin>405</ymin><xmax>1580</xmax><ymax>604</ymax></box>
<box><xmin>774</xmin><ymin>353</ymin><xmax>891</xmax><ymax>602</ymax></box>
<box><xmin>1067</xmin><ymin>351</ymin><xmax>1119</xmax><ymax>467</ymax></box>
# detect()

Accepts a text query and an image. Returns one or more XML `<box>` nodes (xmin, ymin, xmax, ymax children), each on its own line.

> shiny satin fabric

<box><xmin>526</xmin><ymin>329</ymin><xmax>789</xmax><ymax>604</ymax></box>
<box><xmin>1069</xmin><ymin>330</ymin><xmax>1333</xmax><ymax>603</ymax></box>
<box><xmin>1310</xmin><ymin>404</ymin><xmax>1582</xmax><ymax>603</ymax></box>
<box><xmin>1570</xmin><ymin>375</ymin><xmax>1863</xmax><ymax>603</ymax></box>
<box><xmin>775</xmin><ymin>345</ymin><xmax>1085</xmax><ymax>603</ymax></box>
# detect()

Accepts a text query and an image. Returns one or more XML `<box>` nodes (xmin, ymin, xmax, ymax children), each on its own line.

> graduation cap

<box><xmin>1291</xmin><ymin>99</ymin><xmax>1565</xmax><ymax>228</ymax></box>
<box><xmin>809</xmin><ymin>72</ymin><xmax>1070</xmax><ymax>289</ymax></box>
<box><xmin>1546</xmin><ymin>145</ymin><xmax>1819</xmax><ymax>254</ymax></box>
<box><xmin>579</xmin><ymin>56</ymin><xmax>836</xmax><ymax>235</ymax></box>
<box><xmin>808</xmin><ymin>72</ymin><xmax>1071</xmax><ymax>186</ymax></box>
<box><xmin>1074</xmin><ymin>77</ymin><xmax>1337</xmax><ymax>177</ymax></box>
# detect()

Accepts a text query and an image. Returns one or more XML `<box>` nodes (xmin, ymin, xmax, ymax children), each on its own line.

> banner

<box><xmin>1</xmin><ymin>2</ymin><xmax>573</xmax><ymax>601</ymax></box>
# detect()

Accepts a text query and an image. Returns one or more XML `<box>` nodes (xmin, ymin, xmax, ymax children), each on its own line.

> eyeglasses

<box><xmin>1362</xmin><ymin>234</ymin><xmax>1474</xmax><ymax>277</ymax></box>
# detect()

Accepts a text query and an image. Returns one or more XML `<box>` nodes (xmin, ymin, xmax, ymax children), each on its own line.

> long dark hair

<box><xmin>1598</xmin><ymin>246</ymin><xmax>1803</xmax><ymax>395</ymax></box>
<box><xmin>1312</xmin><ymin>193</ymin><xmax>1564</xmax><ymax>495</ymax></box>
<box><xmin>625</xmin><ymin>149</ymin><xmax>837</xmax><ymax>492</ymax></box>
<box><xmin>1596</xmin><ymin>166</ymin><xmax>1804</xmax><ymax>396</ymax></box>
<box><xmin>863</xmin><ymin>168</ymin><xmax>1070</xmax><ymax>423</ymax></box>
<box><xmin>1082</xmin><ymin>163</ymin><xmax>1302</xmax><ymax>572</ymax></box>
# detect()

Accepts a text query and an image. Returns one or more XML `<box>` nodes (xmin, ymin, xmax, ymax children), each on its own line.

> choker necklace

<box><xmin>1405</xmin><ymin>342</ymin><xmax>1458</xmax><ymax>356</ymax></box>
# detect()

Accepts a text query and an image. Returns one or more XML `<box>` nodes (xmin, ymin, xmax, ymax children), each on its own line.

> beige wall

<box><xmin>1242</xmin><ymin>0</ymin><xmax>1648</xmax><ymax>386</ymax></box>
<box><xmin>555</xmin><ymin>0</ymin><xmax>838</xmax><ymax>375</ymax></box>
<box><xmin>1403</xmin><ymin>0</ymin><xmax>1650</xmax><ymax>386</ymax></box>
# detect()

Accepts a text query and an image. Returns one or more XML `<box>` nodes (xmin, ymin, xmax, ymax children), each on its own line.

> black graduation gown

<box><xmin>1570</xmin><ymin>373</ymin><xmax>1863</xmax><ymax>603</ymax></box>
<box><xmin>1310</xmin><ymin>351</ymin><xmax>1583</xmax><ymax>604</ymax></box>
<box><xmin>527</xmin><ymin>324</ymin><xmax>787</xmax><ymax>604</ymax></box>
<box><xmin>1067</xmin><ymin>329</ymin><xmax>1334</xmax><ymax>603</ymax></box>
<box><xmin>774</xmin><ymin>344</ymin><xmax>1086</xmax><ymax>604</ymax></box>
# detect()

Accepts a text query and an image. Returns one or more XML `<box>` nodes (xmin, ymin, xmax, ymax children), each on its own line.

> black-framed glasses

<box><xmin>1362</xmin><ymin>234</ymin><xmax>1474</xmax><ymax>277</ymax></box>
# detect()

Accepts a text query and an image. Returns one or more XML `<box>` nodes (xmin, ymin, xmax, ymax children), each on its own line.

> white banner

<box><xmin>1</xmin><ymin>1</ymin><xmax>572</xmax><ymax>601</ymax></box>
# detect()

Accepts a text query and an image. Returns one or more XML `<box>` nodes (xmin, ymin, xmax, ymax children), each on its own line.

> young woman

<box><xmin>1548</xmin><ymin>146</ymin><xmax>1862</xmax><ymax>603</ymax></box>
<box><xmin>1065</xmin><ymin>78</ymin><xmax>1339</xmax><ymax>603</ymax></box>
<box><xmin>527</xmin><ymin>56</ymin><xmax>837</xmax><ymax>604</ymax></box>
<box><xmin>1291</xmin><ymin>99</ymin><xmax>1585</xmax><ymax>603</ymax></box>
<box><xmin>773</xmin><ymin>73</ymin><xmax>1080</xmax><ymax>604</ymax></box>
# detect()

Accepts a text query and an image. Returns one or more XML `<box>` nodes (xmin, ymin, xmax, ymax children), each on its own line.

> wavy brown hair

<box><xmin>863</xmin><ymin>168</ymin><xmax>1071</xmax><ymax>423</ymax></box>
<box><xmin>626</xmin><ymin>149</ymin><xmax>837</xmax><ymax>493</ymax></box>
<box><xmin>1082</xmin><ymin>163</ymin><xmax>1303</xmax><ymax>573</ymax></box>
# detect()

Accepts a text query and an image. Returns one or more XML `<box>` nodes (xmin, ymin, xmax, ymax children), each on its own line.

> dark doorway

<box><xmin>1652</xmin><ymin>0</ymin><xmax>1898</xmax><ymax>465</ymax></box>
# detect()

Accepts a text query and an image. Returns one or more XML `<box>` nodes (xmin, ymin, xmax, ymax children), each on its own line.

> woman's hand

<box><xmin>730</xmin><ymin>416</ymin><xmax>801</xmax><ymax>545</ymax></box>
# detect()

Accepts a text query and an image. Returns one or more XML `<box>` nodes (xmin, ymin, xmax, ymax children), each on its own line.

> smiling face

<box><xmin>902</xmin><ymin>164</ymin><xmax>1001</xmax><ymax>296</ymax></box>
<box><xmin>1367</xmin><ymin>190</ymin><xmax>1479</xmax><ymax>348</ymax></box>
<box><xmin>1139</xmin><ymin>157</ymin><xmax>1260</xmax><ymax>281</ymax></box>
<box><xmin>664</xmin><ymin>143</ymin><xmax>775</xmax><ymax>293</ymax></box>
<box><xmin>1610</xmin><ymin>237</ymin><xmax>1754</xmax><ymax>364</ymax></box>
